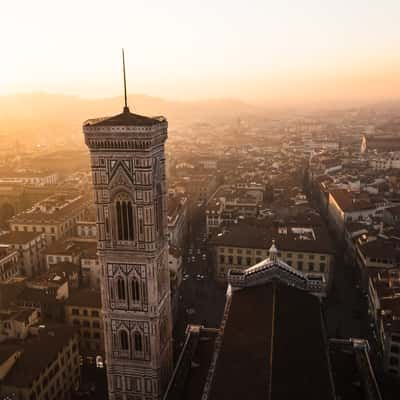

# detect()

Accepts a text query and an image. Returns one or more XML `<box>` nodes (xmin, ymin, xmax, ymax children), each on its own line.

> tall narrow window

<box><xmin>134</xmin><ymin>332</ymin><xmax>143</xmax><ymax>352</ymax></box>
<box><xmin>138</xmin><ymin>208</ymin><xmax>144</xmax><ymax>239</ymax></box>
<box><xmin>155</xmin><ymin>184</ymin><xmax>163</xmax><ymax>239</ymax></box>
<box><xmin>120</xmin><ymin>330</ymin><xmax>129</xmax><ymax>350</ymax></box>
<box><xmin>115</xmin><ymin>193</ymin><xmax>134</xmax><ymax>241</ymax></box>
<box><xmin>127</xmin><ymin>202</ymin><xmax>133</xmax><ymax>240</ymax></box>
<box><xmin>132</xmin><ymin>278</ymin><xmax>140</xmax><ymax>302</ymax></box>
<box><xmin>117</xmin><ymin>277</ymin><xmax>126</xmax><ymax>301</ymax></box>
<box><xmin>116</xmin><ymin>202</ymin><xmax>123</xmax><ymax>240</ymax></box>
<box><xmin>105</xmin><ymin>216</ymin><xmax>109</xmax><ymax>234</ymax></box>
<box><xmin>122</xmin><ymin>201</ymin><xmax>128</xmax><ymax>239</ymax></box>
<box><xmin>142</xmin><ymin>281</ymin><xmax>148</xmax><ymax>303</ymax></box>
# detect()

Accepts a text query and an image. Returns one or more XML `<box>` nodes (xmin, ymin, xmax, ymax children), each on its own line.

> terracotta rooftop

<box><xmin>46</xmin><ymin>239</ymin><xmax>97</xmax><ymax>257</ymax></box>
<box><xmin>358</xmin><ymin>238</ymin><xmax>400</xmax><ymax>262</ymax></box>
<box><xmin>66</xmin><ymin>288</ymin><xmax>101</xmax><ymax>309</ymax></box>
<box><xmin>209</xmin><ymin>221</ymin><xmax>335</xmax><ymax>255</ymax></box>
<box><xmin>0</xmin><ymin>231</ymin><xmax>43</xmax><ymax>245</ymax></box>
<box><xmin>330</xmin><ymin>189</ymin><xmax>375</xmax><ymax>212</ymax></box>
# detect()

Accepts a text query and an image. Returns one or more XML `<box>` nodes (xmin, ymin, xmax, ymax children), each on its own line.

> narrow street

<box><xmin>172</xmin><ymin>215</ymin><xmax>226</xmax><ymax>359</ymax></box>
<box><xmin>324</xmin><ymin>251</ymin><xmax>367</xmax><ymax>339</ymax></box>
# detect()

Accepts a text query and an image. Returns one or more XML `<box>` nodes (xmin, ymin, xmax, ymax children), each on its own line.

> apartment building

<box><xmin>0</xmin><ymin>246</ymin><xmax>19</xmax><ymax>282</ymax></box>
<box><xmin>0</xmin><ymin>231</ymin><xmax>46</xmax><ymax>277</ymax></box>
<box><xmin>0</xmin><ymin>325</ymin><xmax>80</xmax><ymax>400</ymax></box>
<box><xmin>328</xmin><ymin>189</ymin><xmax>378</xmax><ymax>235</ymax></box>
<box><xmin>65</xmin><ymin>289</ymin><xmax>104</xmax><ymax>362</ymax></box>
<box><xmin>210</xmin><ymin>221</ymin><xmax>335</xmax><ymax>290</ymax></box>
<box><xmin>167</xmin><ymin>194</ymin><xmax>188</xmax><ymax>248</ymax></box>
<box><xmin>9</xmin><ymin>192</ymin><xmax>90</xmax><ymax>243</ymax></box>
<box><xmin>0</xmin><ymin>307</ymin><xmax>40</xmax><ymax>340</ymax></box>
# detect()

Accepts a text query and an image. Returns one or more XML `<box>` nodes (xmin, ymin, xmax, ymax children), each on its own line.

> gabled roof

<box><xmin>228</xmin><ymin>255</ymin><xmax>326</xmax><ymax>293</ymax></box>
<box><xmin>83</xmin><ymin>109</ymin><xmax>166</xmax><ymax>127</ymax></box>
<box><xmin>206</xmin><ymin>282</ymin><xmax>335</xmax><ymax>400</ymax></box>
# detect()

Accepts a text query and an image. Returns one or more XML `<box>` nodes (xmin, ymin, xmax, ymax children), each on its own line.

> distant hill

<box><xmin>0</xmin><ymin>93</ymin><xmax>263</xmax><ymax>146</ymax></box>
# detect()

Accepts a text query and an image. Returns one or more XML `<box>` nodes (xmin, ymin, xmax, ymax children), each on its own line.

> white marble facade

<box><xmin>83</xmin><ymin>110</ymin><xmax>173</xmax><ymax>400</ymax></box>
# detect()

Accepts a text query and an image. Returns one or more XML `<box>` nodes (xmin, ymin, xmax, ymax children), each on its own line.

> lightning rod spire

<box><xmin>122</xmin><ymin>48</ymin><xmax>129</xmax><ymax>113</ymax></box>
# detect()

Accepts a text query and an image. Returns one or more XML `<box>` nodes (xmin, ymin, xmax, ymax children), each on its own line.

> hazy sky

<box><xmin>1</xmin><ymin>0</ymin><xmax>399</xmax><ymax>104</ymax></box>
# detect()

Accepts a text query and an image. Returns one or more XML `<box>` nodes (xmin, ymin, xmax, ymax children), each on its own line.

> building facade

<box><xmin>210</xmin><ymin>222</ymin><xmax>335</xmax><ymax>291</ymax></box>
<box><xmin>83</xmin><ymin>106</ymin><xmax>173</xmax><ymax>400</ymax></box>
<box><xmin>65</xmin><ymin>289</ymin><xmax>105</xmax><ymax>362</ymax></box>
<box><xmin>0</xmin><ymin>231</ymin><xmax>46</xmax><ymax>277</ymax></box>
<box><xmin>0</xmin><ymin>325</ymin><xmax>80</xmax><ymax>400</ymax></box>
<box><xmin>328</xmin><ymin>190</ymin><xmax>377</xmax><ymax>236</ymax></box>
<box><xmin>0</xmin><ymin>247</ymin><xmax>19</xmax><ymax>282</ymax></box>
<box><xmin>9</xmin><ymin>192</ymin><xmax>90</xmax><ymax>243</ymax></box>
<box><xmin>167</xmin><ymin>194</ymin><xmax>187</xmax><ymax>248</ymax></box>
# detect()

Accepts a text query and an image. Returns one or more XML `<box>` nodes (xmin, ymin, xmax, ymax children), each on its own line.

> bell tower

<box><xmin>83</xmin><ymin>51</ymin><xmax>173</xmax><ymax>400</ymax></box>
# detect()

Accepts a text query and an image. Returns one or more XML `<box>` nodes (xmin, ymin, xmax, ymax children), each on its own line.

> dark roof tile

<box><xmin>83</xmin><ymin>110</ymin><xmax>166</xmax><ymax>127</ymax></box>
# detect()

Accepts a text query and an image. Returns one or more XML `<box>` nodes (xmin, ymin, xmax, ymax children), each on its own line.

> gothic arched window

<box><xmin>132</xmin><ymin>278</ymin><xmax>140</xmax><ymax>302</ymax></box>
<box><xmin>134</xmin><ymin>331</ymin><xmax>143</xmax><ymax>352</ymax></box>
<box><xmin>117</xmin><ymin>277</ymin><xmax>126</xmax><ymax>301</ymax></box>
<box><xmin>115</xmin><ymin>193</ymin><xmax>134</xmax><ymax>241</ymax></box>
<box><xmin>155</xmin><ymin>183</ymin><xmax>163</xmax><ymax>239</ymax></box>
<box><xmin>120</xmin><ymin>330</ymin><xmax>129</xmax><ymax>350</ymax></box>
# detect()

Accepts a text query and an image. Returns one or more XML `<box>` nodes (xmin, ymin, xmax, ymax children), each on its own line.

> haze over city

<box><xmin>1</xmin><ymin>0</ymin><xmax>399</xmax><ymax>104</ymax></box>
<box><xmin>2</xmin><ymin>2</ymin><xmax>400</xmax><ymax>400</ymax></box>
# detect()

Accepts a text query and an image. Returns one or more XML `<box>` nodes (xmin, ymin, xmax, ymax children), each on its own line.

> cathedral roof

<box><xmin>83</xmin><ymin>109</ymin><xmax>166</xmax><ymax>127</ymax></box>
<box><xmin>165</xmin><ymin>282</ymin><xmax>335</xmax><ymax>400</ymax></box>
<box><xmin>206</xmin><ymin>283</ymin><xmax>335</xmax><ymax>400</ymax></box>
<box><xmin>165</xmin><ymin>253</ymin><xmax>380</xmax><ymax>400</ymax></box>
<box><xmin>227</xmin><ymin>249</ymin><xmax>326</xmax><ymax>294</ymax></box>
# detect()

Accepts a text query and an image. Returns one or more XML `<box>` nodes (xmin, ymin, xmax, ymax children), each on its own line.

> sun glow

<box><xmin>0</xmin><ymin>0</ymin><xmax>399</xmax><ymax>103</ymax></box>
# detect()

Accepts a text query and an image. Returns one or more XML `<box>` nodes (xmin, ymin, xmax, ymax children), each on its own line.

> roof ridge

<box><xmin>267</xmin><ymin>283</ymin><xmax>276</xmax><ymax>400</ymax></box>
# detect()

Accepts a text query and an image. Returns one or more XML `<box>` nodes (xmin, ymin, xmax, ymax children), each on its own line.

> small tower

<box><xmin>269</xmin><ymin>240</ymin><xmax>278</xmax><ymax>262</ymax></box>
<box><xmin>82</xmin><ymin>51</ymin><xmax>173</xmax><ymax>400</ymax></box>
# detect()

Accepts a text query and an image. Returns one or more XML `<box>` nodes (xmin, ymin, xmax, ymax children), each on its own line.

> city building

<box><xmin>168</xmin><ymin>246</ymin><xmax>183</xmax><ymax>292</ymax></box>
<box><xmin>383</xmin><ymin>205</ymin><xmax>400</xmax><ymax>225</ymax></box>
<box><xmin>210</xmin><ymin>221</ymin><xmax>334</xmax><ymax>291</ymax></box>
<box><xmin>65</xmin><ymin>288</ymin><xmax>104</xmax><ymax>362</ymax></box>
<box><xmin>9</xmin><ymin>192</ymin><xmax>91</xmax><ymax>243</ymax></box>
<box><xmin>205</xmin><ymin>184</ymin><xmax>266</xmax><ymax>235</ymax></box>
<box><xmin>167</xmin><ymin>194</ymin><xmax>188</xmax><ymax>248</ymax></box>
<box><xmin>369</xmin><ymin>153</ymin><xmax>400</xmax><ymax>171</ymax></box>
<box><xmin>83</xmin><ymin>97</ymin><xmax>173</xmax><ymax>399</ymax></box>
<box><xmin>0</xmin><ymin>278</ymin><xmax>27</xmax><ymax>309</ymax></box>
<box><xmin>0</xmin><ymin>307</ymin><xmax>40</xmax><ymax>340</ymax></box>
<box><xmin>0</xmin><ymin>246</ymin><xmax>19</xmax><ymax>283</ymax></box>
<box><xmin>361</xmin><ymin>135</ymin><xmax>400</xmax><ymax>153</ymax></box>
<box><xmin>0</xmin><ymin>325</ymin><xmax>80</xmax><ymax>400</ymax></box>
<box><xmin>0</xmin><ymin>231</ymin><xmax>46</xmax><ymax>277</ymax></box>
<box><xmin>0</xmin><ymin>170</ymin><xmax>58</xmax><ymax>185</ymax></box>
<box><xmin>76</xmin><ymin>220</ymin><xmax>97</xmax><ymax>239</ymax></box>
<box><xmin>45</xmin><ymin>239</ymin><xmax>96</xmax><ymax>270</ymax></box>
<box><xmin>17</xmin><ymin>271</ymin><xmax>69</xmax><ymax>321</ymax></box>
<box><xmin>50</xmin><ymin>261</ymin><xmax>81</xmax><ymax>289</ymax></box>
<box><xmin>164</xmin><ymin>249</ymin><xmax>381</xmax><ymax>400</ymax></box>
<box><xmin>328</xmin><ymin>190</ymin><xmax>378</xmax><ymax>235</ymax></box>
<box><xmin>186</xmin><ymin>175</ymin><xmax>217</xmax><ymax>203</ymax></box>
<box><xmin>81</xmin><ymin>251</ymin><xmax>101</xmax><ymax>289</ymax></box>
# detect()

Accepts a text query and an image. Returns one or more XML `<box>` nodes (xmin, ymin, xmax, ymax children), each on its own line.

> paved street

<box><xmin>325</xmin><ymin>252</ymin><xmax>366</xmax><ymax>339</ymax></box>
<box><xmin>172</xmin><ymin>226</ymin><xmax>226</xmax><ymax>359</ymax></box>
